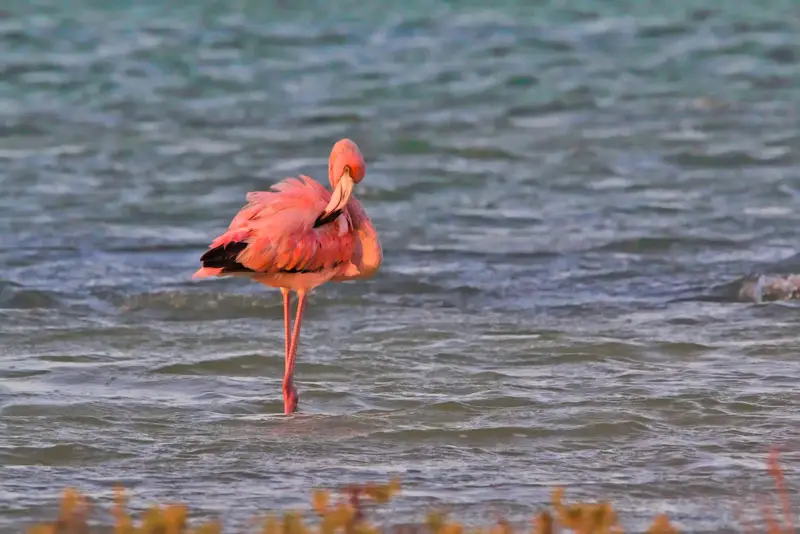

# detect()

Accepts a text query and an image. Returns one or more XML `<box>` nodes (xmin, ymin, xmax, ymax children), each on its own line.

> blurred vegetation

<box><xmin>26</xmin><ymin>449</ymin><xmax>795</xmax><ymax>534</ymax></box>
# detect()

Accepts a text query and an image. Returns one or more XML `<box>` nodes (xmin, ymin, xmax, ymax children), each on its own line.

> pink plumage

<box><xmin>193</xmin><ymin>139</ymin><xmax>382</xmax><ymax>415</ymax></box>
<box><xmin>193</xmin><ymin>175</ymin><xmax>356</xmax><ymax>288</ymax></box>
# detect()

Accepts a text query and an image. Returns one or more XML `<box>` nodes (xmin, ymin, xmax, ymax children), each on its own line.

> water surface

<box><xmin>1</xmin><ymin>1</ymin><xmax>800</xmax><ymax>532</ymax></box>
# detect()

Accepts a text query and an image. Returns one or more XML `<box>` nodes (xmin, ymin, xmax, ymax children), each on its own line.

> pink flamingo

<box><xmin>192</xmin><ymin>139</ymin><xmax>382</xmax><ymax>415</ymax></box>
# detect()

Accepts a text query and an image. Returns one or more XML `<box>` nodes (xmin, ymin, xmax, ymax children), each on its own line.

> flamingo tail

<box><xmin>192</xmin><ymin>267</ymin><xmax>225</xmax><ymax>279</ymax></box>
<box><xmin>193</xmin><ymin>241</ymin><xmax>255</xmax><ymax>279</ymax></box>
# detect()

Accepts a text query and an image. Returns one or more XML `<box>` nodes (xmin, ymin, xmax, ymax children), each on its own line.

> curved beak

<box><xmin>320</xmin><ymin>169</ymin><xmax>355</xmax><ymax>220</ymax></box>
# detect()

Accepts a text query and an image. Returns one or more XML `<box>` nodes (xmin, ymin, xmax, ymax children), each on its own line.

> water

<box><xmin>1</xmin><ymin>0</ymin><xmax>799</xmax><ymax>531</ymax></box>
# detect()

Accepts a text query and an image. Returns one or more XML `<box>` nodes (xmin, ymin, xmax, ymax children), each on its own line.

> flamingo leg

<box><xmin>281</xmin><ymin>288</ymin><xmax>292</xmax><ymax>363</ymax></box>
<box><xmin>283</xmin><ymin>290</ymin><xmax>307</xmax><ymax>414</ymax></box>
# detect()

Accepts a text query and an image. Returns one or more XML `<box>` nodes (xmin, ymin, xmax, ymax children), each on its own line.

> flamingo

<box><xmin>192</xmin><ymin>139</ymin><xmax>382</xmax><ymax>415</ymax></box>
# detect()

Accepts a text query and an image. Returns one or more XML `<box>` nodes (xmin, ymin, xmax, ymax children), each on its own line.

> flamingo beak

<box><xmin>321</xmin><ymin>168</ymin><xmax>355</xmax><ymax>220</ymax></box>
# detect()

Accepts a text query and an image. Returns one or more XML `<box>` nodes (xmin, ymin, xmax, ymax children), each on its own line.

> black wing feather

<box><xmin>199</xmin><ymin>241</ymin><xmax>254</xmax><ymax>274</ymax></box>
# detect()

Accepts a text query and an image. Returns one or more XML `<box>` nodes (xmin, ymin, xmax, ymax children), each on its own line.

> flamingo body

<box><xmin>192</xmin><ymin>175</ymin><xmax>357</xmax><ymax>291</ymax></box>
<box><xmin>193</xmin><ymin>139</ymin><xmax>381</xmax><ymax>415</ymax></box>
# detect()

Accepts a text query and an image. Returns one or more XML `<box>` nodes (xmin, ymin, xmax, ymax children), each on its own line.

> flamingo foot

<box><xmin>283</xmin><ymin>380</ymin><xmax>299</xmax><ymax>415</ymax></box>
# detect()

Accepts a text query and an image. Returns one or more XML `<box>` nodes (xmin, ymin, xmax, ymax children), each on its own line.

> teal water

<box><xmin>1</xmin><ymin>1</ymin><xmax>799</xmax><ymax>531</ymax></box>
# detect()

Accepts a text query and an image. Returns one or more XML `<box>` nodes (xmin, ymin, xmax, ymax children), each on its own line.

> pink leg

<box><xmin>283</xmin><ymin>290</ymin><xmax>307</xmax><ymax>414</ymax></box>
<box><xmin>281</xmin><ymin>288</ymin><xmax>292</xmax><ymax>362</ymax></box>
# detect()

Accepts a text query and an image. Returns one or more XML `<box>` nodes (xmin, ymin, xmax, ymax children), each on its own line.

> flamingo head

<box><xmin>329</xmin><ymin>138</ymin><xmax>366</xmax><ymax>186</ymax></box>
<box><xmin>318</xmin><ymin>139</ymin><xmax>366</xmax><ymax>224</ymax></box>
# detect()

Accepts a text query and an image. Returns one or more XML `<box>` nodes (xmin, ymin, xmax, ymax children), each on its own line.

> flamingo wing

<box><xmin>198</xmin><ymin>175</ymin><xmax>355</xmax><ymax>277</ymax></box>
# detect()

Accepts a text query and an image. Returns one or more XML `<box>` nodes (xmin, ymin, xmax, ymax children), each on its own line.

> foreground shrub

<box><xmin>26</xmin><ymin>449</ymin><xmax>794</xmax><ymax>534</ymax></box>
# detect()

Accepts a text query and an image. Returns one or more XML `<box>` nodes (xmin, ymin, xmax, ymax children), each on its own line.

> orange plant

<box><xmin>25</xmin><ymin>449</ymin><xmax>795</xmax><ymax>534</ymax></box>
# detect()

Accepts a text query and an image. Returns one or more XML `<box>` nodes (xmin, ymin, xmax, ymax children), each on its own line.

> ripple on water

<box><xmin>0</xmin><ymin>281</ymin><xmax>63</xmax><ymax>310</ymax></box>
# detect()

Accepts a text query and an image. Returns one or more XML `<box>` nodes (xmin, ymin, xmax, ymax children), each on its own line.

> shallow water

<box><xmin>1</xmin><ymin>0</ymin><xmax>800</xmax><ymax>531</ymax></box>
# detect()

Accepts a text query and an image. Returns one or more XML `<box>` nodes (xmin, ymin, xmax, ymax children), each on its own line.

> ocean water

<box><xmin>1</xmin><ymin>0</ymin><xmax>799</xmax><ymax>531</ymax></box>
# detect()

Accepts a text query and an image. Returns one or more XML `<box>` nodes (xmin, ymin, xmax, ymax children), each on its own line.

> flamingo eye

<box><xmin>343</xmin><ymin>165</ymin><xmax>352</xmax><ymax>176</ymax></box>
